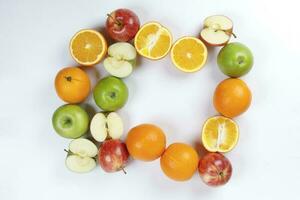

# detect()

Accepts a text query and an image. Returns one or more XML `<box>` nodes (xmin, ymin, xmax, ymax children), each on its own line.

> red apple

<box><xmin>198</xmin><ymin>153</ymin><xmax>232</xmax><ymax>186</ymax></box>
<box><xmin>98</xmin><ymin>139</ymin><xmax>129</xmax><ymax>173</ymax></box>
<box><xmin>106</xmin><ymin>8</ymin><xmax>140</xmax><ymax>42</ymax></box>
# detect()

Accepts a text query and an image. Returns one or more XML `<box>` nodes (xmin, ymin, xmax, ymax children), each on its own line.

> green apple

<box><xmin>104</xmin><ymin>42</ymin><xmax>136</xmax><ymax>78</ymax></box>
<box><xmin>217</xmin><ymin>42</ymin><xmax>253</xmax><ymax>77</ymax></box>
<box><xmin>65</xmin><ymin>138</ymin><xmax>98</xmax><ymax>173</ymax></box>
<box><xmin>52</xmin><ymin>104</ymin><xmax>89</xmax><ymax>139</ymax></box>
<box><xmin>93</xmin><ymin>76</ymin><xmax>128</xmax><ymax>111</ymax></box>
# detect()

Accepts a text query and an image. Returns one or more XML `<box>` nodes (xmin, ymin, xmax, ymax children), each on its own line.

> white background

<box><xmin>1</xmin><ymin>0</ymin><xmax>300</xmax><ymax>199</ymax></box>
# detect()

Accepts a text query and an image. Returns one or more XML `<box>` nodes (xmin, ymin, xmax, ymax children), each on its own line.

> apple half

<box><xmin>200</xmin><ymin>15</ymin><xmax>234</xmax><ymax>46</ymax></box>
<box><xmin>65</xmin><ymin>138</ymin><xmax>98</xmax><ymax>173</ymax></box>
<box><xmin>104</xmin><ymin>42</ymin><xmax>136</xmax><ymax>78</ymax></box>
<box><xmin>90</xmin><ymin>112</ymin><xmax>124</xmax><ymax>142</ymax></box>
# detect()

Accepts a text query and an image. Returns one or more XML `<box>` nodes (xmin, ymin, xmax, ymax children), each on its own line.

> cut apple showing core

<box><xmin>90</xmin><ymin>113</ymin><xmax>108</xmax><ymax>142</ymax></box>
<box><xmin>90</xmin><ymin>112</ymin><xmax>124</xmax><ymax>142</ymax></box>
<box><xmin>69</xmin><ymin>138</ymin><xmax>98</xmax><ymax>157</ymax></box>
<box><xmin>106</xmin><ymin>112</ymin><xmax>123</xmax><ymax>139</ymax></box>
<box><xmin>200</xmin><ymin>15</ymin><xmax>234</xmax><ymax>46</ymax></box>
<box><xmin>66</xmin><ymin>155</ymin><xmax>96</xmax><ymax>173</ymax></box>
<box><xmin>104</xmin><ymin>42</ymin><xmax>136</xmax><ymax>78</ymax></box>
<box><xmin>65</xmin><ymin>138</ymin><xmax>98</xmax><ymax>173</ymax></box>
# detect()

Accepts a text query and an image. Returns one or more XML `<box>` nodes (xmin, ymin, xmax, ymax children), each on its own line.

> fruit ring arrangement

<box><xmin>52</xmin><ymin>9</ymin><xmax>253</xmax><ymax>186</ymax></box>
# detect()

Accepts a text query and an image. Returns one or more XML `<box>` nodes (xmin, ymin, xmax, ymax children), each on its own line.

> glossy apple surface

<box><xmin>198</xmin><ymin>153</ymin><xmax>232</xmax><ymax>186</ymax></box>
<box><xmin>93</xmin><ymin>76</ymin><xmax>128</xmax><ymax>111</ymax></box>
<box><xmin>98</xmin><ymin>139</ymin><xmax>129</xmax><ymax>173</ymax></box>
<box><xmin>52</xmin><ymin>104</ymin><xmax>89</xmax><ymax>139</ymax></box>
<box><xmin>217</xmin><ymin>42</ymin><xmax>253</xmax><ymax>77</ymax></box>
<box><xmin>106</xmin><ymin>8</ymin><xmax>140</xmax><ymax>42</ymax></box>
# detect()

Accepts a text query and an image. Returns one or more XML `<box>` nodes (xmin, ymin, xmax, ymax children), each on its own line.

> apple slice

<box><xmin>66</xmin><ymin>155</ymin><xmax>96</xmax><ymax>173</ymax></box>
<box><xmin>104</xmin><ymin>42</ymin><xmax>136</xmax><ymax>78</ymax></box>
<box><xmin>65</xmin><ymin>138</ymin><xmax>98</xmax><ymax>173</ymax></box>
<box><xmin>90</xmin><ymin>112</ymin><xmax>124</xmax><ymax>142</ymax></box>
<box><xmin>69</xmin><ymin>138</ymin><xmax>98</xmax><ymax>157</ymax></box>
<box><xmin>90</xmin><ymin>113</ymin><xmax>108</xmax><ymax>142</ymax></box>
<box><xmin>200</xmin><ymin>15</ymin><xmax>234</xmax><ymax>46</ymax></box>
<box><xmin>106</xmin><ymin>112</ymin><xmax>123</xmax><ymax>139</ymax></box>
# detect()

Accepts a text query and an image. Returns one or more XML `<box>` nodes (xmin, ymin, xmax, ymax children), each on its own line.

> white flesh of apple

<box><xmin>201</xmin><ymin>15</ymin><xmax>233</xmax><ymax>45</ymax></box>
<box><xmin>65</xmin><ymin>155</ymin><xmax>96</xmax><ymax>173</ymax></box>
<box><xmin>66</xmin><ymin>138</ymin><xmax>98</xmax><ymax>173</ymax></box>
<box><xmin>200</xmin><ymin>29</ymin><xmax>230</xmax><ymax>45</ymax></box>
<box><xmin>69</xmin><ymin>138</ymin><xmax>98</xmax><ymax>157</ymax></box>
<box><xmin>104</xmin><ymin>58</ymin><xmax>133</xmax><ymax>78</ymax></box>
<box><xmin>104</xmin><ymin>42</ymin><xmax>136</xmax><ymax>78</ymax></box>
<box><xmin>204</xmin><ymin>15</ymin><xmax>233</xmax><ymax>31</ymax></box>
<box><xmin>90</xmin><ymin>113</ymin><xmax>108</xmax><ymax>142</ymax></box>
<box><xmin>90</xmin><ymin>112</ymin><xmax>124</xmax><ymax>141</ymax></box>
<box><xmin>106</xmin><ymin>112</ymin><xmax>123</xmax><ymax>139</ymax></box>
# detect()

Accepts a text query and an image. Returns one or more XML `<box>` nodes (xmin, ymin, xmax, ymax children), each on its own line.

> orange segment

<box><xmin>70</xmin><ymin>29</ymin><xmax>107</xmax><ymax>66</ymax></box>
<box><xmin>201</xmin><ymin>116</ymin><xmax>239</xmax><ymax>153</ymax></box>
<box><xmin>171</xmin><ymin>37</ymin><xmax>207</xmax><ymax>72</ymax></box>
<box><xmin>134</xmin><ymin>22</ymin><xmax>172</xmax><ymax>60</ymax></box>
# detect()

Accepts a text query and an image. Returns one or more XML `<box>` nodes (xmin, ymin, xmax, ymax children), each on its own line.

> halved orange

<box><xmin>171</xmin><ymin>37</ymin><xmax>207</xmax><ymax>72</ymax></box>
<box><xmin>70</xmin><ymin>29</ymin><xmax>107</xmax><ymax>66</ymax></box>
<box><xmin>134</xmin><ymin>22</ymin><xmax>172</xmax><ymax>60</ymax></box>
<box><xmin>201</xmin><ymin>116</ymin><xmax>239</xmax><ymax>153</ymax></box>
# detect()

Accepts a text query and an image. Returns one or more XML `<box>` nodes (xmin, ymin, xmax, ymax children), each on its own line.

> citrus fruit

<box><xmin>125</xmin><ymin>124</ymin><xmax>166</xmax><ymax>161</ymax></box>
<box><xmin>160</xmin><ymin>143</ymin><xmax>199</xmax><ymax>181</ymax></box>
<box><xmin>213</xmin><ymin>78</ymin><xmax>252</xmax><ymax>118</ymax></box>
<box><xmin>70</xmin><ymin>29</ymin><xmax>107</xmax><ymax>66</ymax></box>
<box><xmin>171</xmin><ymin>36</ymin><xmax>207</xmax><ymax>72</ymax></box>
<box><xmin>134</xmin><ymin>22</ymin><xmax>172</xmax><ymax>60</ymax></box>
<box><xmin>201</xmin><ymin>116</ymin><xmax>239</xmax><ymax>153</ymax></box>
<box><xmin>55</xmin><ymin>67</ymin><xmax>91</xmax><ymax>103</ymax></box>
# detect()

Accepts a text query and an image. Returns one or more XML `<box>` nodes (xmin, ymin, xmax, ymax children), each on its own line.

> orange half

<box><xmin>70</xmin><ymin>29</ymin><xmax>107</xmax><ymax>66</ymax></box>
<box><xmin>201</xmin><ymin>116</ymin><xmax>239</xmax><ymax>153</ymax></box>
<box><xmin>171</xmin><ymin>37</ymin><xmax>207</xmax><ymax>72</ymax></box>
<box><xmin>134</xmin><ymin>22</ymin><xmax>172</xmax><ymax>60</ymax></box>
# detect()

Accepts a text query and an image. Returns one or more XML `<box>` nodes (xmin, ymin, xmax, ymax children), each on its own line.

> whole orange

<box><xmin>126</xmin><ymin>124</ymin><xmax>166</xmax><ymax>161</ymax></box>
<box><xmin>160</xmin><ymin>143</ymin><xmax>199</xmax><ymax>181</ymax></box>
<box><xmin>213</xmin><ymin>78</ymin><xmax>252</xmax><ymax>118</ymax></box>
<box><xmin>55</xmin><ymin>67</ymin><xmax>91</xmax><ymax>103</ymax></box>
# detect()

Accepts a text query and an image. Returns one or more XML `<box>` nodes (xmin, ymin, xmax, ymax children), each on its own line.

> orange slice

<box><xmin>201</xmin><ymin>116</ymin><xmax>239</xmax><ymax>153</ymax></box>
<box><xmin>70</xmin><ymin>29</ymin><xmax>107</xmax><ymax>66</ymax></box>
<box><xmin>134</xmin><ymin>22</ymin><xmax>172</xmax><ymax>60</ymax></box>
<box><xmin>171</xmin><ymin>37</ymin><xmax>207</xmax><ymax>72</ymax></box>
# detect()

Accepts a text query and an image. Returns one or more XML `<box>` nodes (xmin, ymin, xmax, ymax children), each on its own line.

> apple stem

<box><xmin>107</xmin><ymin>13</ymin><xmax>122</xmax><ymax>26</ymax></box>
<box><xmin>64</xmin><ymin>149</ymin><xmax>69</xmax><ymax>153</ymax></box>
<box><xmin>121</xmin><ymin>167</ymin><xmax>127</xmax><ymax>174</ymax></box>
<box><xmin>231</xmin><ymin>32</ymin><xmax>237</xmax><ymax>38</ymax></box>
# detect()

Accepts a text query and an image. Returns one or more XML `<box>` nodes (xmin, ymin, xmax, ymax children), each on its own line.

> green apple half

<box><xmin>90</xmin><ymin>112</ymin><xmax>124</xmax><ymax>142</ymax></box>
<box><xmin>52</xmin><ymin>104</ymin><xmax>89</xmax><ymax>139</ymax></box>
<box><xmin>93</xmin><ymin>76</ymin><xmax>128</xmax><ymax>111</ymax></box>
<box><xmin>65</xmin><ymin>138</ymin><xmax>98</xmax><ymax>173</ymax></box>
<box><xmin>104</xmin><ymin>42</ymin><xmax>136</xmax><ymax>78</ymax></box>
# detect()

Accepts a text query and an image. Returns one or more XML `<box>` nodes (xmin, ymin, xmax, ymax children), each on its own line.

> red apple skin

<box><xmin>98</xmin><ymin>139</ymin><xmax>129</xmax><ymax>173</ymax></box>
<box><xmin>106</xmin><ymin>8</ymin><xmax>140</xmax><ymax>42</ymax></box>
<box><xmin>198</xmin><ymin>153</ymin><xmax>232</xmax><ymax>186</ymax></box>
